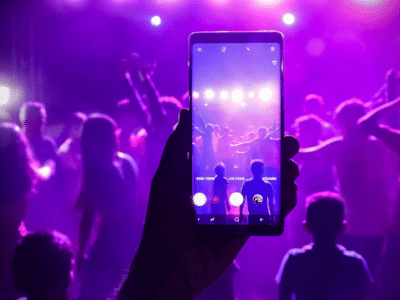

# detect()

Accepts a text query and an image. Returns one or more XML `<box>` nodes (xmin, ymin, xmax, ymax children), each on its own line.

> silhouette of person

<box><xmin>276</xmin><ymin>191</ymin><xmax>373</xmax><ymax>300</ymax></box>
<box><xmin>0</xmin><ymin>123</ymin><xmax>37</xmax><ymax>300</ymax></box>
<box><xmin>76</xmin><ymin>113</ymin><xmax>138</xmax><ymax>300</ymax></box>
<box><xmin>358</xmin><ymin>96</ymin><xmax>400</xmax><ymax>299</ymax></box>
<box><xmin>12</xmin><ymin>231</ymin><xmax>74</xmax><ymax>300</ymax></box>
<box><xmin>19</xmin><ymin>102</ymin><xmax>57</xmax><ymax>171</ymax></box>
<box><xmin>296</xmin><ymin>99</ymin><xmax>398</xmax><ymax>276</ymax></box>
<box><xmin>212</xmin><ymin>163</ymin><xmax>230</xmax><ymax>224</ymax></box>
<box><xmin>240</xmin><ymin>160</ymin><xmax>274</xmax><ymax>224</ymax></box>
<box><xmin>117</xmin><ymin>109</ymin><xmax>300</xmax><ymax>299</ymax></box>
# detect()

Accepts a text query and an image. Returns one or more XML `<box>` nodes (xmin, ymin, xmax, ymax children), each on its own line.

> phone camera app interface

<box><xmin>192</xmin><ymin>43</ymin><xmax>281</xmax><ymax>225</ymax></box>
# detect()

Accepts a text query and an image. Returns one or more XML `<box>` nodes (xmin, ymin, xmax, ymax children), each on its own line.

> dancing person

<box><xmin>358</xmin><ymin>96</ymin><xmax>400</xmax><ymax>299</ymax></box>
<box><xmin>301</xmin><ymin>94</ymin><xmax>337</xmax><ymax>140</ymax></box>
<box><xmin>0</xmin><ymin>123</ymin><xmax>37</xmax><ymax>300</ymax></box>
<box><xmin>295</xmin><ymin>99</ymin><xmax>398</xmax><ymax>275</ymax></box>
<box><xmin>239</xmin><ymin>160</ymin><xmax>274</xmax><ymax>224</ymax></box>
<box><xmin>56</xmin><ymin>112</ymin><xmax>87</xmax><ymax>247</ymax></box>
<box><xmin>276</xmin><ymin>191</ymin><xmax>373</xmax><ymax>300</ymax></box>
<box><xmin>117</xmin><ymin>109</ymin><xmax>300</xmax><ymax>300</ymax></box>
<box><xmin>19</xmin><ymin>102</ymin><xmax>57</xmax><ymax>174</ymax></box>
<box><xmin>12</xmin><ymin>231</ymin><xmax>74</xmax><ymax>300</ymax></box>
<box><xmin>76</xmin><ymin>114</ymin><xmax>138</xmax><ymax>300</ymax></box>
<box><xmin>212</xmin><ymin>163</ymin><xmax>230</xmax><ymax>224</ymax></box>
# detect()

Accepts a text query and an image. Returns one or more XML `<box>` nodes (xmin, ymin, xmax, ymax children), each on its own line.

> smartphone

<box><xmin>190</xmin><ymin>31</ymin><xmax>284</xmax><ymax>235</ymax></box>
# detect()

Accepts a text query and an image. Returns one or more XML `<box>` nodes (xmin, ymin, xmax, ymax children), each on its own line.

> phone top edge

<box><xmin>189</xmin><ymin>31</ymin><xmax>283</xmax><ymax>45</ymax></box>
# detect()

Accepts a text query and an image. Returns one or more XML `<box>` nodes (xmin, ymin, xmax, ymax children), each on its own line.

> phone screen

<box><xmin>191</xmin><ymin>38</ymin><xmax>282</xmax><ymax>229</ymax></box>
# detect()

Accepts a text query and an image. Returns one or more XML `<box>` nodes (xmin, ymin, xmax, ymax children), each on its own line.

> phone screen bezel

<box><xmin>189</xmin><ymin>31</ymin><xmax>284</xmax><ymax>236</ymax></box>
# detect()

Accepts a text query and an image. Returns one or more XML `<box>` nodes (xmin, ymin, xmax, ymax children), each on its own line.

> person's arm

<box><xmin>117</xmin><ymin>110</ymin><xmax>300</xmax><ymax>300</ymax></box>
<box><xmin>294</xmin><ymin>136</ymin><xmax>341</xmax><ymax>164</ymax></box>
<box><xmin>76</xmin><ymin>192</ymin><xmax>95</xmax><ymax>268</ymax></box>
<box><xmin>139</xmin><ymin>68</ymin><xmax>167</xmax><ymax>128</ymax></box>
<box><xmin>358</xmin><ymin>97</ymin><xmax>400</xmax><ymax>155</ymax></box>
<box><xmin>123</xmin><ymin>71</ymin><xmax>151</xmax><ymax>132</ymax></box>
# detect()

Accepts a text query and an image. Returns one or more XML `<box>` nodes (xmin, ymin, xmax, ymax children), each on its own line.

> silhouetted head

<box><xmin>304</xmin><ymin>191</ymin><xmax>346</xmax><ymax>244</ymax></box>
<box><xmin>257</xmin><ymin>127</ymin><xmax>267</xmax><ymax>139</ymax></box>
<box><xmin>19</xmin><ymin>102</ymin><xmax>47</xmax><ymax>136</ymax></box>
<box><xmin>222</xmin><ymin>127</ymin><xmax>230</xmax><ymax>136</ymax></box>
<box><xmin>334</xmin><ymin>98</ymin><xmax>365</xmax><ymax>137</ymax></box>
<box><xmin>80</xmin><ymin>114</ymin><xmax>117</xmax><ymax>166</ymax></box>
<box><xmin>0</xmin><ymin>123</ymin><xmax>36</xmax><ymax>207</ymax></box>
<box><xmin>214</xmin><ymin>163</ymin><xmax>226</xmax><ymax>177</ymax></box>
<box><xmin>160</xmin><ymin>96</ymin><xmax>184</xmax><ymax>130</ymax></box>
<box><xmin>67</xmin><ymin>112</ymin><xmax>86</xmax><ymax>140</ymax></box>
<box><xmin>205</xmin><ymin>124</ymin><xmax>214</xmax><ymax>134</ymax></box>
<box><xmin>12</xmin><ymin>231</ymin><xmax>74</xmax><ymax>300</ymax></box>
<box><xmin>115</xmin><ymin>98</ymin><xmax>138</xmax><ymax>133</ymax></box>
<box><xmin>214</xmin><ymin>124</ymin><xmax>221</xmax><ymax>134</ymax></box>
<box><xmin>293</xmin><ymin>114</ymin><xmax>323</xmax><ymax>147</ymax></box>
<box><xmin>247</xmin><ymin>131</ymin><xmax>256</xmax><ymax>141</ymax></box>
<box><xmin>303</xmin><ymin>94</ymin><xmax>324</xmax><ymax>117</ymax></box>
<box><xmin>250</xmin><ymin>159</ymin><xmax>265</xmax><ymax>178</ymax></box>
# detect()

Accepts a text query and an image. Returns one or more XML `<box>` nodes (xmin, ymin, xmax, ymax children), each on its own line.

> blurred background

<box><xmin>1</xmin><ymin>0</ymin><xmax>399</xmax><ymax>298</ymax></box>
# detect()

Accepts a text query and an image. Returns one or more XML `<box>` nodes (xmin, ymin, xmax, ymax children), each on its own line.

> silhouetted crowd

<box><xmin>1</xmin><ymin>65</ymin><xmax>400</xmax><ymax>300</ymax></box>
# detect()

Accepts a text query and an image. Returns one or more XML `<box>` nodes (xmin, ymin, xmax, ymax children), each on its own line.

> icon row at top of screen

<box><xmin>196</xmin><ymin>46</ymin><xmax>276</xmax><ymax>52</ymax></box>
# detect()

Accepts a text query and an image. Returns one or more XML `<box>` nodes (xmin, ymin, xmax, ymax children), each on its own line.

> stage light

<box><xmin>151</xmin><ymin>16</ymin><xmax>161</xmax><ymax>27</ymax></box>
<box><xmin>283</xmin><ymin>13</ymin><xmax>295</xmax><ymax>25</ymax></box>
<box><xmin>220</xmin><ymin>90</ymin><xmax>229</xmax><ymax>100</ymax></box>
<box><xmin>259</xmin><ymin>87</ymin><xmax>273</xmax><ymax>101</ymax></box>
<box><xmin>232</xmin><ymin>89</ymin><xmax>244</xmax><ymax>103</ymax></box>
<box><xmin>0</xmin><ymin>86</ymin><xmax>10</xmax><ymax>106</ymax></box>
<box><xmin>193</xmin><ymin>91</ymin><xmax>200</xmax><ymax>99</ymax></box>
<box><xmin>241</xmin><ymin>103</ymin><xmax>246</xmax><ymax>107</ymax></box>
<box><xmin>205</xmin><ymin>89</ymin><xmax>215</xmax><ymax>100</ymax></box>
<box><xmin>229</xmin><ymin>192</ymin><xmax>244</xmax><ymax>207</ymax></box>
<box><xmin>193</xmin><ymin>192</ymin><xmax>207</xmax><ymax>206</ymax></box>
<box><xmin>249</xmin><ymin>91</ymin><xmax>255</xmax><ymax>98</ymax></box>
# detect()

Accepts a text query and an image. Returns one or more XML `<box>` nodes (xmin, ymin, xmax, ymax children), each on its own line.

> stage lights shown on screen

<box><xmin>192</xmin><ymin>91</ymin><xmax>200</xmax><ymax>99</ymax></box>
<box><xmin>231</xmin><ymin>89</ymin><xmax>244</xmax><ymax>103</ymax></box>
<box><xmin>229</xmin><ymin>192</ymin><xmax>244</xmax><ymax>207</ymax></box>
<box><xmin>220</xmin><ymin>90</ymin><xmax>229</xmax><ymax>100</ymax></box>
<box><xmin>205</xmin><ymin>89</ymin><xmax>215</xmax><ymax>100</ymax></box>
<box><xmin>259</xmin><ymin>87</ymin><xmax>273</xmax><ymax>102</ymax></box>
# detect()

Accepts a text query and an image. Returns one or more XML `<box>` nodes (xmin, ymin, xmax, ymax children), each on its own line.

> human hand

<box><xmin>117</xmin><ymin>109</ymin><xmax>299</xmax><ymax>300</ymax></box>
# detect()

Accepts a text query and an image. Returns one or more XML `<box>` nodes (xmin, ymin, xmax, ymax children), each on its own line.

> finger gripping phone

<box><xmin>190</xmin><ymin>31</ymin><xmax>284</xmax><ymax>235</ymax></box>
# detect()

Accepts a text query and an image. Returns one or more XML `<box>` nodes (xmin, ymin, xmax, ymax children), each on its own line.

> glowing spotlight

<box><xmin>151</xmin><ymin>16</ymin><xmax>162</xmax><ymax>27</ymax></box>
<box><xmin>241</xmin><ymin>103</ymin><xmax>246</xmax><ymax>107</ymax></box>
<box><xmin>220</xmin><ymin>90</ymin><xmax>229</xmax><ymax>100</ymax></box>
<box><xmin>205</xmin><ymin>89</ymin><xmax>215</xmax><ymax>100</ymax></box>
<box><xmin>248</xmin><ymin>91</ymin><xmax>255</xmax><ymax>99</ymax></box>
<box><xmin>259</xmin><ymin>88</ymin><xmax>273</xmax><ymax>101</ymax></box>
<box><xmin>232</xmin><ymin>89</ymin><xmax>244</xmax><ymax>103</ymax></box>
<box><xmin>0</xmin><ymin>86</ymin><xmax>10</xmax><ymax>106</ymax></box>
<box><xmin>283</xmin><ymin>13</ymin><xmax>295</xmax><ymax>25</ymax></box>
<box><xmin>229</xmin><ymin>192</ymin><xmax>244</xmax><ymax>207</ymax></box>
<box><xmin>193</xmin><ymin>91</ymin><xmax>200</xmax><ymax>99</ymax></box>
<box><xmin>193</xmin><ymin>192</ymin><xmax>207</xmax><ymax>206</ymax></box>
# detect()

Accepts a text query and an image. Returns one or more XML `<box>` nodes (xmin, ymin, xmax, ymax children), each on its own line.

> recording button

<box><xmin>234</xmin><ymin>217</ymin><xmax>240</xmax><ymax>222</ymax></box>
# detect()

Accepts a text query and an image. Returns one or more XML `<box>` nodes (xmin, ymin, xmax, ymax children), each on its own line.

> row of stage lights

<box><xmin>192</xmin><ymin>87</ymin><xmax>275</xmax><ymax>104</ymax></box>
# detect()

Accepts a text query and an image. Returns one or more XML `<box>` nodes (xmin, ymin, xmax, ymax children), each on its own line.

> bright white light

<box><xmin>205</xmin><ymin>89</ymin><xmax>215</xmax><ymax>100</ymax></box>
<box><xmin>151</xmin><ymin>16</ymin><xmax>162</xmax><ymax>27</ymax></box>
<box><xmin>0</xmin><ymin>86</ymin><xmax>10</xmax><ymax>106</ymax></box>
<box><xmin>248</xmin><ymin>91</ymin><xmax>255</xmax><ymax>98</ymax></box>
<box><xmin>241</xmin><ymin>103</ymin><xmax>246</xmax><ymax>107</ymax></box>
<box><xmin>220</xmin><ymin>91</ymin><xmax>229</xmax><ymax>100</ymax></box>
<box><xmin>229</xmin><ymin>192</ymin><xmax>244</xmax><ymax>207</ymax></box>
<box><xmin>259</xmin><ymin>88</ymin><xmax>273</xmax><ymax>101</ymax></box>
<box><xmin>193</xmin><ymin>91</ymin><xmax>200</xmax><ymax>99</ymax></box>
<box><xmin>193</xmin><ymin>192</ymin><xmax>207</xmax><ymax>206</ymax></box>
<box><xmin>232</xmin><ymin>89</ymin><xmax>244</xmax><ymax>103</ymax></box>
<box><xmin>283</xmin><ymin>13</ymin><xmax>295</xmax><ymax>25</ymax></box>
